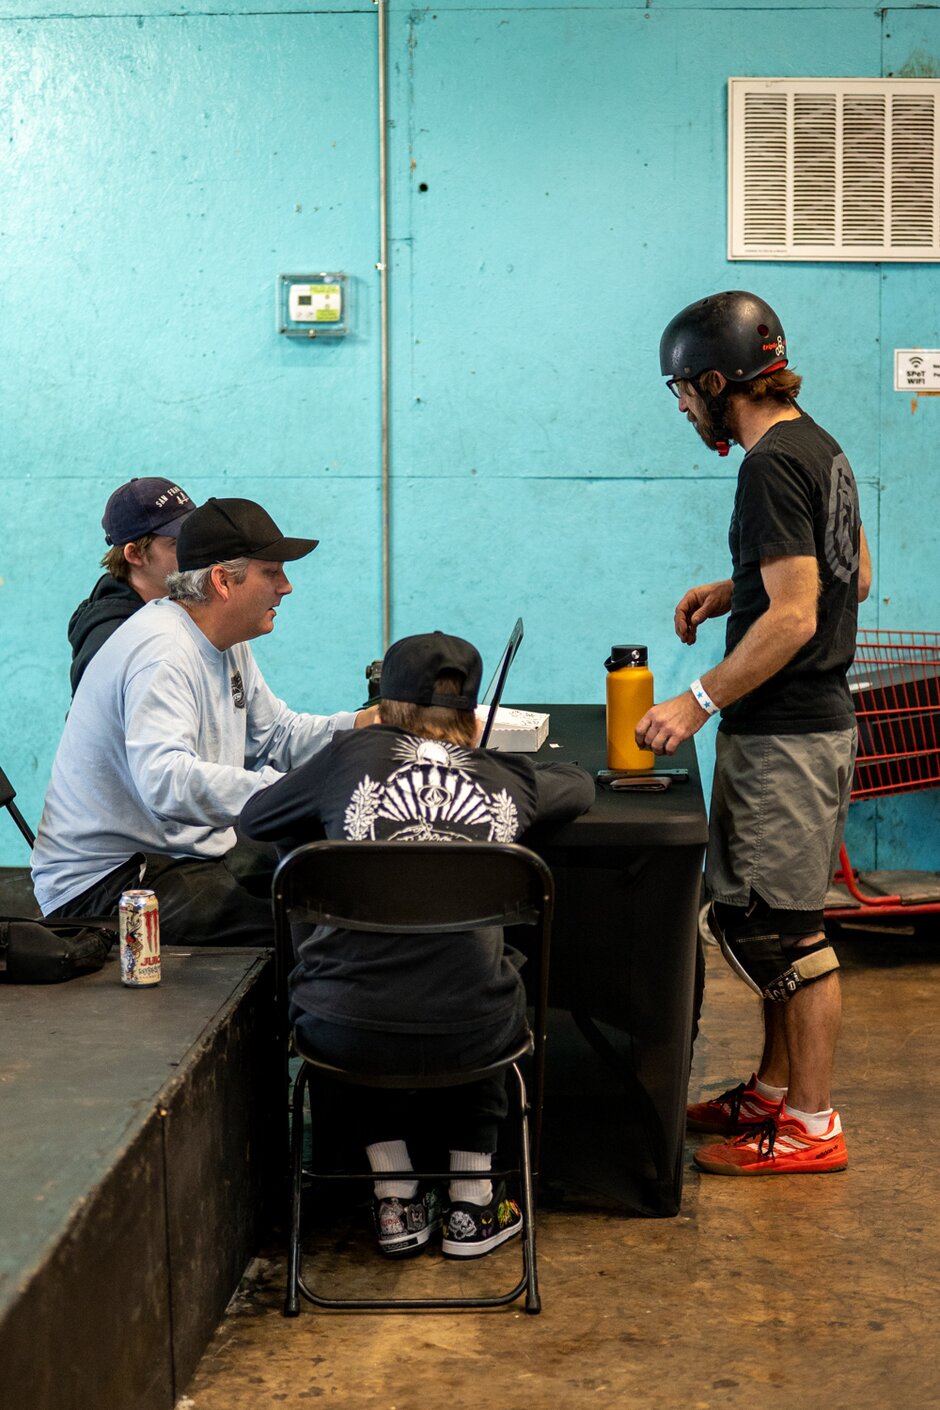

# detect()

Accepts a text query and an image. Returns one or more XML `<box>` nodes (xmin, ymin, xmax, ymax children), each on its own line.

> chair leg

<box><xmin>284</xmin><ymin>1065</ymin><xmax>308</xmax><ymax>1317</ymax></box>
<box><xmin>513</xmin><ymin>1063</ymin><xmax>541</xmax><ymax>1315</ymax></box>
<box><xmin>283</xmin><ymin>1057</ymin><xmax>538</xmax><ymax>1315</ymax></box>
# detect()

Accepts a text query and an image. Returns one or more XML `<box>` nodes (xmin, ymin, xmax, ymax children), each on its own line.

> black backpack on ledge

<box><xmin>0</xmin><ymin>917</ymin><xmax>116</xmax><ymax>984</ymax></box>
<box><xmin>0</xmin><ymin>765</ymin><xmax>116</xmax><ymax>984</ymax></box>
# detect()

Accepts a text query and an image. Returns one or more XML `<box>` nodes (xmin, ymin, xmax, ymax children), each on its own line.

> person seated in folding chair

<box><xmin>240</xmin><ymin>632</ymin><xmax>594</xmax><ymax>1260</ymax></box>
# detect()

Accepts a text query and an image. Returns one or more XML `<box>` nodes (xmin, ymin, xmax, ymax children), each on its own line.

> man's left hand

<box><xmin>635</xmin><ymin>691</ymin><xmax>709</xmax><ymax>755</ymax></box>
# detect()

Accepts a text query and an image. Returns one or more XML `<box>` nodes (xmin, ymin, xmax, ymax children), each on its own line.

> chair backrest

<box><xmin>271</xmin><ymin>840</ymin><xmax>554</xmax><ymax>1023</ymax></box>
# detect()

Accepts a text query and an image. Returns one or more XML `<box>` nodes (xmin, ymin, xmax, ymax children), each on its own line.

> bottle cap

<box><xmin>605</xmin><ymin>644</ymin><xmax>648</xmax><ymax>672</ymax></box>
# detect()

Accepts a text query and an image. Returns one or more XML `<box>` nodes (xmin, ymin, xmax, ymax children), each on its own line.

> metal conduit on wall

<box><xmin>375</xmin><ymin>0</ymin><xmax>391</xmax><ymax>651</ymax></box>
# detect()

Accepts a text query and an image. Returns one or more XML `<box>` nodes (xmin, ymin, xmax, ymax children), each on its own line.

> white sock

<box><xmin>782</xmin><ymin>1103</ymin><xmax>837</xmax><ymax>1136</ymax></box>
<box><xmin>754</xmin><ymin>1076</ymin><xmax>788</xmax><ymax>1101</ymax></box>
<box><xmin>449</xmin><ymin>1150</ymin><xmax>492</xmax><ymax>1206</ymax></box>
<box><xmin>366</xmin><ymin>1140</ymin><xmax>418</xmax><ymax>1200</ymax></box>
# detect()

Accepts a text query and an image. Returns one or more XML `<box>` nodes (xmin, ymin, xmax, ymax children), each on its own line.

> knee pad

<box><xmin>708</xmin><ymin>897</ymin><xmax>839</xmax><ymax>1003</ymax></box>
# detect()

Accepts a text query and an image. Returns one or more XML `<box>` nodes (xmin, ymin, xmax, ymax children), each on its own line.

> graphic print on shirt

<box><xmin>230</xmin><ymin>670</ymin><xmax>246</xmax><ymax>709</ymax></box>
<box><xmin>343</xmin><ymin>736</ymin><xmax>519</xmax><ymax>843</ymax></box>
<box><xmin>824</xmin><ymin>453</ymin><xmax>860</xmax><ymax>585</ymax></box>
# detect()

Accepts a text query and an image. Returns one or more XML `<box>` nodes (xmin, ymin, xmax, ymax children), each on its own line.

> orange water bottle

<box><xmin>605</xmin><ymin>645</ymin><xmax>654</xmax><ymax>770</ymax></box>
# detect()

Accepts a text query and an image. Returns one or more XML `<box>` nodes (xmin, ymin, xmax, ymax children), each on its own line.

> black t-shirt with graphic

<box><xmin>720</xmin><ymin>411</ymin><xmax>861</xmax><ymax>735</ymax></box>
<box><xmin>239</xmin><ymin>725</ymin><xmax>594</xmax><ymax>1034</ymax></box>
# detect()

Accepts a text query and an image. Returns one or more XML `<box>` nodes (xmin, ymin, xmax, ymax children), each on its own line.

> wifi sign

<box><xmin>895</xmin><ymin>349</ymin><xmax>940</xmax><ymax>391</ymax></box>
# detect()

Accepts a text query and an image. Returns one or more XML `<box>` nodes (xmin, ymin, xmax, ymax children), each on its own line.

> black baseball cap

<box><xmin>102</xmin><ymin>477</ymin><xmax>195</xmax><ymax>546</ymax></box>
<box><xmin>176</xmin><ymin>497</ymin><xmax>319</xmax><ymax>571</ymax></box>
<box><xmin>380</xmin><ymin>632</ymin><xmax>482</xmax><ymax>711</ymax></box>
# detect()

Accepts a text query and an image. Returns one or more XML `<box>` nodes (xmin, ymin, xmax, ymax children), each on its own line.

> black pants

<box><xmin>291</xmin><ymin>1010</ymin><xmax>527</xmax><ymax>1154</ymax></box>
<box><xmin>47</xmin><ymin>835</ymin><xmax>278</xmax><ymax>946</ymax></box>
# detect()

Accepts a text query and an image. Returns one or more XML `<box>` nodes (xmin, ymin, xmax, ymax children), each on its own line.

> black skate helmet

<box><xmin>660</xmin><ymin>290</ymin><xmax>787</xmax><ymax>387</ymax></box>
<box><xmin>659</xmin><ymin>291</ymin><xmax>788</xmax><ymax>456</ymax></box>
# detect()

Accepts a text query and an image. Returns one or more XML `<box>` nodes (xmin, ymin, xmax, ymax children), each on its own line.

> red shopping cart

<box><xmin>826</xmin><ymin>629</ymin><xmax>940</xmax><ymax>921</ymax></box>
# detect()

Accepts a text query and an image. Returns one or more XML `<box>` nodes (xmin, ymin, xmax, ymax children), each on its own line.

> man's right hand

<box><xmin>674</xmin><ymin>579</ymin><xmax>733</xmax><ymax>644</ymax></box>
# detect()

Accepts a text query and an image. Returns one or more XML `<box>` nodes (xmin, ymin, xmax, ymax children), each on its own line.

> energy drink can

<box><xmin>119</xmin><ymin>889</ymin><xmax>162</xmax><ymax>987</ymax></box>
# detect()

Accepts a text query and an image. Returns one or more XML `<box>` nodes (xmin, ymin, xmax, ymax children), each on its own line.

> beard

<box><xmin>686</xmin><ymin>399</ymin><xmax>735</xmax><ymax>452</ymax></box>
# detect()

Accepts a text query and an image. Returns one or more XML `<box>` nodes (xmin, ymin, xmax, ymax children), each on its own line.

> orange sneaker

<box><xmin>686</xmin><ymin>1075</ymin><xmax>781</xmax><ymax>1134</ymax></box>
<box><xmin>694</xmin><ymin>1111</ymin><xmax>848</xmax><ymax>1176</ymax></box>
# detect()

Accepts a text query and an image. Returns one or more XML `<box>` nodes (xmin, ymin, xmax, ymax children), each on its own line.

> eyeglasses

<box><xmin>665</xmin><ymin>376</ymin><xmax>698</xmax><ymax>400</ymax></box>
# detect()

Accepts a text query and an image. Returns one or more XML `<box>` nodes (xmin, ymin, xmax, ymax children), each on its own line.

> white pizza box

<box><xmin>475</xmin><ymin>705</ymin><xmax>550</xmax><ymax>753</ymax></box>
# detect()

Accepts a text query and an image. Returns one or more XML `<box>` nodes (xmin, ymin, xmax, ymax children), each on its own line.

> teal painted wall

<box><xmin>1</xmin><ymin>1</ymin><xmax>938</xmax><ymax>871</ymax></box>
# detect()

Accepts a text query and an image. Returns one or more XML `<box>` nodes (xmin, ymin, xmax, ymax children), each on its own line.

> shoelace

<box><xmin>734</xmin><ymin>1116</ymin><xmax>779</xmax><ymax>1155</ymax></box>
<box><xmin>715</xmin><ymin>1081</ymin><xmax>747</xmax><ymax>1123</ymax></box>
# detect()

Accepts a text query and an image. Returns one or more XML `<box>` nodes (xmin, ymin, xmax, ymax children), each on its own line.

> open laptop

<box><xmin>478</xmin><ymin>617</ymin><xmax>524</xmax><ymax>749</ymax></box>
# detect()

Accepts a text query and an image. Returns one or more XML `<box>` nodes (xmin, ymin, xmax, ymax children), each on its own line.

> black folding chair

<box><xmin>0</xmin><ymin>766</ymin><xmax>36</xmax><ymax>849</ymax></box>
<box><xmin>272</xmin><ymin>840</ymin><xmax>554</xmax><ymax>1317</ymax></box>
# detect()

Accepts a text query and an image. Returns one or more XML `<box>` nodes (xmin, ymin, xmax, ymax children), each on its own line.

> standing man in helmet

<box><xmin>637</xmin><ymin>291</ymin><xmax>871</xmax><ymax>1176</ymax></box>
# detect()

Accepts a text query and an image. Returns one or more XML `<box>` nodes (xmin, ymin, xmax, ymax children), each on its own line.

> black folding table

<box><xmin>519</xmin><ymin>704</ymin><xmax>708</xmax><ymax>1215</ymax></box>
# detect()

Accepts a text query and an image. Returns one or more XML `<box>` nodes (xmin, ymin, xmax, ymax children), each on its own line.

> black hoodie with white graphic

<box><xmin>240</xmin><ymin>724</ymin><xmax>594</xmax><ymax>1035</ymax></box>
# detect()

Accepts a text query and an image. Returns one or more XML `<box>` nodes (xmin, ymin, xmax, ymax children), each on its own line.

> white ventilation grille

<box><xmin>729</xmin><ymin>78</ymin><xmax>940</xmax><ymax>261</ymax></box>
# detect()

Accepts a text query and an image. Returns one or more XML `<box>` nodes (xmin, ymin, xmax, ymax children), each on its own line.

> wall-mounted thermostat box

<box><xmin>277</xmin><ymin>273</ymin><xmax>348</xmax><ymax>337</ymax></box>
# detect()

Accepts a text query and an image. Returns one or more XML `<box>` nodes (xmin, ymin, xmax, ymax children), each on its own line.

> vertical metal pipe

<box><xmin>376</xmin><ymin>0</ymin><xmax>391</xmax><ymax>651</ymax></box>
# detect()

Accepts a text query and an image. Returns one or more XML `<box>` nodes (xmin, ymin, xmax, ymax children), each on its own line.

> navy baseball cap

<box><xmin>102</xmin><ymin>478</ymin><xmax>195</xmax><ymax>546</ymax></box>
<box><xmin>176</xmin><ymin>498</ymin><xmax>319</xmax><ymax>571</ymax></box>
<box><xmin>380</xmin><ymin>632</ymin><xmax>482</xmax><ymax>711</ymax></box>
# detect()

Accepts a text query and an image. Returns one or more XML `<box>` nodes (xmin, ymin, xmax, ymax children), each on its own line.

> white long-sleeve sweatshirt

<box><xmin>31</xmin><ymin>598</ymin><xmax>355</xmax><ymax>914</ymax></box>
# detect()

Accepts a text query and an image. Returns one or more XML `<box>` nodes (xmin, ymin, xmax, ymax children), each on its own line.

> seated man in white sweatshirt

<box><xmin>31</xmin><ymin>497</ymin><xmax>376</xmax><ymax>945</ymax></box>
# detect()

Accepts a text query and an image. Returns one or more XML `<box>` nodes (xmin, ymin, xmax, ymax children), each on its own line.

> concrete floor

<box><xmin>179</xmin><ymin>927</ymin><xmax>940</xmax><ymax>1410</ymax></box>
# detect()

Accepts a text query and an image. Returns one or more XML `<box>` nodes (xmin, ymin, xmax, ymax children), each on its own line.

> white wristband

<box><xmin>690</xmin><ymin>679</ymin><xmax>719</xmax><ymax>718</ymax></box>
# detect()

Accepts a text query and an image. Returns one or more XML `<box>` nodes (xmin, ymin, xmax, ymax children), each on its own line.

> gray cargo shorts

<box><xmin>705</xmin><ymin>727</ymin><xmax>857</xmax><ymax>911</ymax></box>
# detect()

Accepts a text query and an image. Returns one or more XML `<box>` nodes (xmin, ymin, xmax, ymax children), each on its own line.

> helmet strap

<box><xmin>693</xmin><ymin>376</ymin><xmax>734</xmax><ymax>458</ymax></box>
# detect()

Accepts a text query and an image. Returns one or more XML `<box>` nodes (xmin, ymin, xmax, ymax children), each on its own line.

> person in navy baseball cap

<box><xmin>102</xmin><ymin>477</ymin><xmax>195</xmax><ymax>546</ymax></box>
<box><xmin>67</xmin><ymin>477</ymin><xmax>196</xmax><ymax>695</ymax></box>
